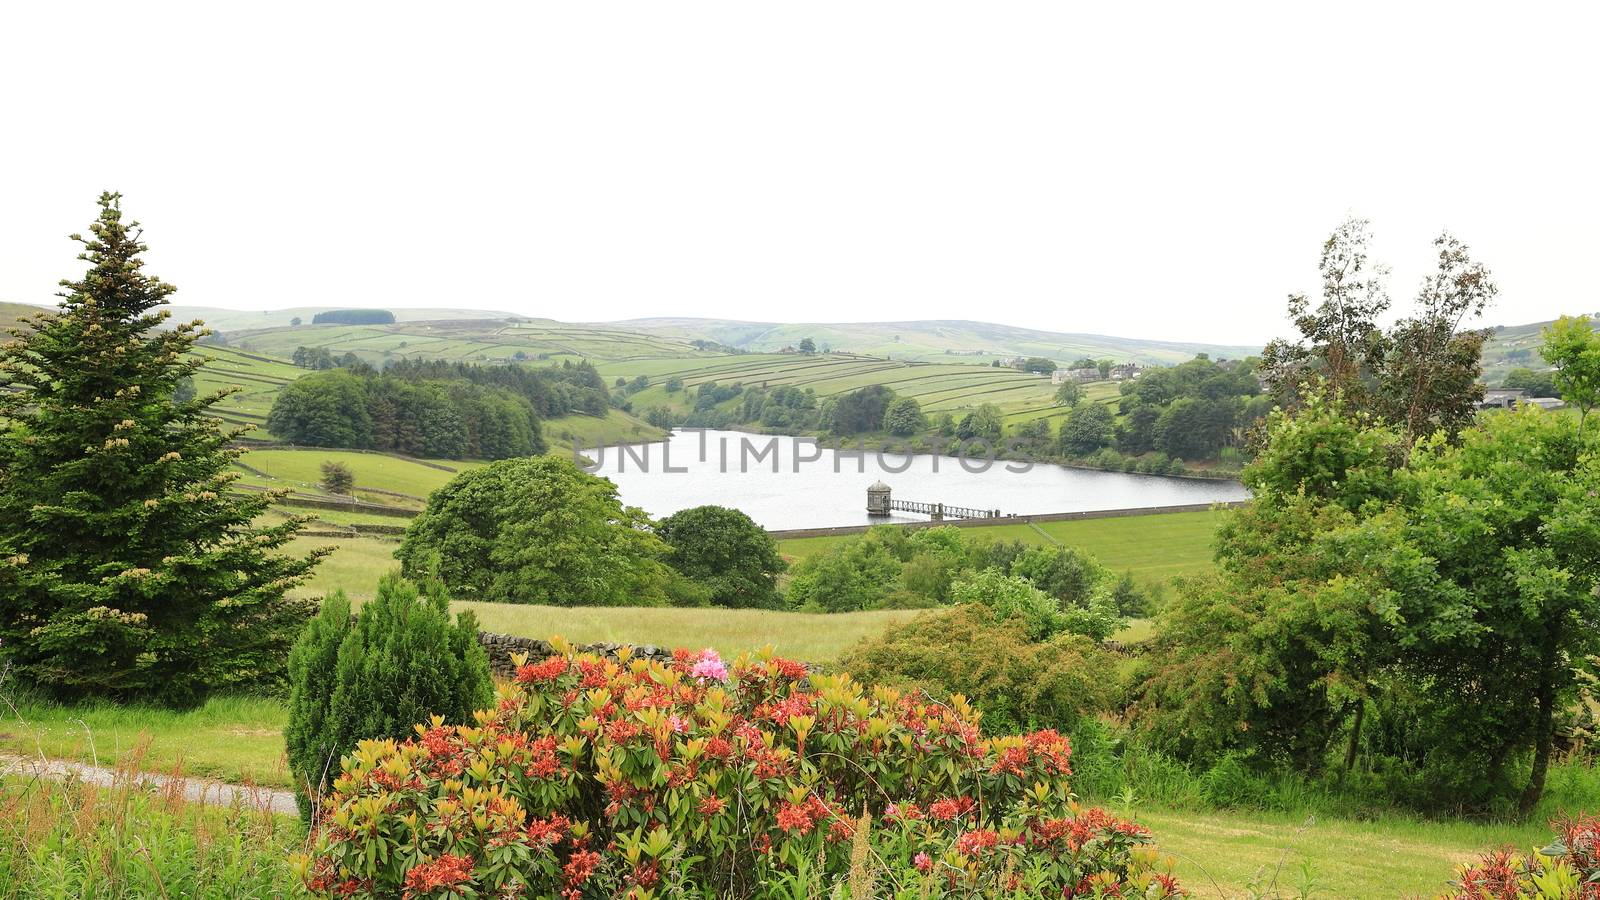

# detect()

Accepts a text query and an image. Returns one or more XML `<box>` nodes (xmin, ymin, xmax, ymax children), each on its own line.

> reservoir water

<box><xmin>582</xmin><ymin>429</ymin><xmax>1250</xmax><ymax>531</ymax></box>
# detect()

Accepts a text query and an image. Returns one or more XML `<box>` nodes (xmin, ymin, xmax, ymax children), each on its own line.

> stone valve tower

<box><xmin>866</xmin><ymin>480</ymin><xmax>892</xmax><ymax>517</ymax></box>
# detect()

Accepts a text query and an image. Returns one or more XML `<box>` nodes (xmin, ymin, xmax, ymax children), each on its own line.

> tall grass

<box><xmin>0</xmin><ymin>750</ymin><xmax>304</xmax><ymax>898</ymax></box>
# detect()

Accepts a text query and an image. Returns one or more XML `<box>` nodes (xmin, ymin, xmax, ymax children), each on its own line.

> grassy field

<box><xmin>543</xmin><ymin>409</ymin><xmax>668</xmax><ymax>453</ymax></box>
<box><xmin>457</xmin><ymin>602</ymin><xmax>921</xmax><ymax>663</ymax></box>
<box><xmin>285</xmin><ymin>534</ymin><xmax>402</xmax><ymax>601</ymax></box>
<box><xmin>191</xmin><ymin>345</ymin><xmax>303</xmax><ymax>437</ymax></box>
<box><xmin>1139</xmin><ymin>806</ymin><xmax>1547</xmax><ymax>897</ymax></box>
<box><xmin>237</xmin><ymin>448</ymin><xmax>478</xmax><ymax>499</ymax></box>
<box><xmin>603</xmin><ymin>352</ymin><xmax>1073</xmax><ymax>423</ymax></box>
<box><xmin>777</xmin><ymin>508</ymin><xmax>1224</xmax><ymax>589</ymax></box>
<box><xmin>0</xmin><ymin>694</ymin><xmax>292</xmax><ymax>789</ymax></box>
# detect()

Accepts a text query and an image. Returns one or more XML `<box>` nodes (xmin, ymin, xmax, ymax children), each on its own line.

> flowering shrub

<box><xmin>296</xmin><ymin>642</ymin><xmax>1184</xmax><ymax>898</ymax></box>
<box><xmin>1442</xmin><ymin>817</ymin><xmax>1600</xmax><ymax>899</ymax></box>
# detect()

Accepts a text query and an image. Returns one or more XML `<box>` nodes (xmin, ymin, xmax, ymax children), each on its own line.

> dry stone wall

<box><xmin>476</xmin><ymin>632</ymin><xmax>677</xmax><ymax>679</ymax></box>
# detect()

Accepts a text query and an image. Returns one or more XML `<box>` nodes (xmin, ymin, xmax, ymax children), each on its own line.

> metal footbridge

<box><xmin>886</xmin><ymin>499</ymin><xmax>1000</xmax><ymax>521</ymax></box>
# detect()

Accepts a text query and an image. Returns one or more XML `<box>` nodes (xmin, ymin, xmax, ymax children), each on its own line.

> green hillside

<box><xmin>206</xmin><ymin>318</ymin><xmax>1112</xmax><ymax>428</ymax></box>
<box><xmin>212</xmin><ymin>313</ymin><xmax>1263</xmax><ymax>370</ymax></box>
<box><xmin>191</xmin><ymin>345</ymin><xmax>303</xmax><ymax>437</ymax></box>
<box><xmin>594</xmin><ymin>351</ymin><xmax>1109</xmax><ymax>427</ymax></box>
<box><xmin>167</xmin><ymin>305</ymin><xmax>517</xmax><ymax>331</ymax></box>
<box><xmin>1479</xmin><ymin>315</ymin><xmax>1600</xmax><ymax>385</ymax></box>
<box><xmin>225</xmin><ymin>318</ymin><xmax>710</xmax><ymax>366</ymax></box>
<box><xmin>0</xmin><ymin>301</ymin><xmax>53</xmax><ymax>328</ymax></box>
<box><xmin>610</xmin><ymin>317</ymin><xmax>1263</xmax><ymax>366</ymax></box>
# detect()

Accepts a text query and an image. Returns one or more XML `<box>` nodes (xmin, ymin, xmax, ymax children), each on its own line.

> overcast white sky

<box><xmin>2</xmin><ymin>2</ymin><xmax>1596</xmax><ymax>345</ymax></box>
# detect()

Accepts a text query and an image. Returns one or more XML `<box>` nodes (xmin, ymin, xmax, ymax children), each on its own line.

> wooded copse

<box><xmin>265</xmin><ymin>358</ymin><xmax>612</xmax><ymax>459</ymax></box>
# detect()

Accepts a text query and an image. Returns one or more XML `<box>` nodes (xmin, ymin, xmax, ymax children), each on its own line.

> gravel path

<box><xmin>0</xmin><ymin>751</ymin><xmax>299</xmax><ymax>816</ymax></box>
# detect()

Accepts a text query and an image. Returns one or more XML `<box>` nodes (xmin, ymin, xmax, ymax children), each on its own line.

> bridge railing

<box><xmin>888</xmin><ymin>499</ymin><xmax>1000</xmax><ymax>520</ymax></box>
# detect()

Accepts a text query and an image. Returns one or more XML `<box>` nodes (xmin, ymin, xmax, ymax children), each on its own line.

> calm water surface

<box><xmin>582</xmin><ymin>429</ymin><xmax>1249</xmax><ymax>530</ymax></box>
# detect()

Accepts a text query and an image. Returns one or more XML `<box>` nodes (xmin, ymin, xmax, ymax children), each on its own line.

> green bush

<box><xmin>785</xmin><ymin>537</ymin><xmax>901</xmax><ymax>611</ymax></box>
<box><xmin>1111</xmin><ymin>571</ymin><xmax>1155</xmax><ymax>617</ymax></box>
<box><xmin>284</xmin><ymin>573</ymin><xmax>492</xmax><ymax>820</ymax></box>
<box><xmin>948</xmin><ymin>569</ymin><xmax>1063</xmax><ymax>639</ymax></box>
<box><xmin>656</xmin><ymin>505</ymin><xmax>786</xmax><ymax>608</ymax></box>
<box><xmin>838</xmin><ymin>604</ymin><xmax>1118</xmax><ymax>736</ymax></box>
<box><xmin>398</xmin><ymin>456</ymin><xmax>680</xmax><ymax>606</ymax></box>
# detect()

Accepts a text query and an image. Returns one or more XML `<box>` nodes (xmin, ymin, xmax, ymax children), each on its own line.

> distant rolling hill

<box><xmin>1480</xmin><ymin>316</ymin><xmax>1600</xmax><ymax>385</ymax></box>
<box><xmin>0</xmin><ymin>301</ymin><xmax>53</xmax><ymax>328</ymax></box>
<box><xmin>167</xmin><ymin>305</ymin><xmax>519</xmax><ymax>332</ymax></box>
<box><xmin>608</xmin><ymin>317</ymin><xmax>1263</xmax><ymax>366</ymax></box>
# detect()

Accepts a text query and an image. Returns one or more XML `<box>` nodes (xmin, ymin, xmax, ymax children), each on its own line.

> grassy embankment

<box><xmin>777</xmin><ymin>508</ymin><xmax>1225</xmax><ymax>590</ymax></box>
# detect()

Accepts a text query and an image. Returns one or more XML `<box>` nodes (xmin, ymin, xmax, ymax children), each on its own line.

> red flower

<box><xmin>562</xmin><ymin>848</ymin><xmax>601</xmax><ymax>890</ymax></box>
<box><xmin>525</xmin><ymin>735</ymin><xmax>564</xmax><ymax>780</ymax></box>
<box><xmin>989</xmin><ymin>745</ymin><xmax>1029</xmax><ymax>776</ymax></box>
<box><xmin>954</xmin><ymin>829</ymin><xmax>999</xmax><ymax>855</ymax></box>
<box><xmin>401</xmin><ymin>853</ymin><xmax>473</xmax><ymax>898</ymax></box>
<box><xmin>698</xmin><ymin>794</ymin><xmax>726</xmax><ymax>816</ymax></box>
<box><xmin>1023</xmin><ymin>729</ymin><xmax>1072</xmax><ymax>775</ymax></box>
<box><xmin>526</xmin><ymin>814</ymin><xmax>569</xmax><ymax>848</ymax></box>
<box><xmin>606</xmin><ymin>718</ymin><xmax>642</xmax><ymax>743</ymax></box>
<box><xmin>776</xmin><ymin>801</ymin><xmax>815</xmax><ymax>835</ymax></box>
<box><xmin>515</xmin><ymin>655</ymin><xmax>569</xmax><ymax>684</ymax></box>
<box><xmin>928</xmin><ymin>796</ymin><xmax>974</xmax><ymax>822</ymax></box>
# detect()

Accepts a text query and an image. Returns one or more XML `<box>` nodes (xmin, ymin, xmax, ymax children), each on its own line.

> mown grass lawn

<box><xmin>776</xmin><ymin>508</ymin><xmax>1225</xmax><ymax>589</ymax></box>
<box><xmin>456</xmin><ymin>602</ymin><xmax>922</xmax><ymax>664</ymax></box>
<box><xmin>1139</xmin><ymin>806</ymin><xmax>1549</xmax><ymax>898</ymax></box>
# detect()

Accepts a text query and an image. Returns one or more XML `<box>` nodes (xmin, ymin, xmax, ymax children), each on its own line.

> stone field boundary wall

<box><xmin>477</xmin><ymin>633</ymin><xmax>678</xmax><ymax>679</ymax></box>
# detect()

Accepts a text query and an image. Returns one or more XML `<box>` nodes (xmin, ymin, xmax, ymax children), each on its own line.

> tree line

<box><xmin>265</xmin><ymin>359</ymin><xmax>616</xmax><ymax>459</ymax></box>
<box><xmin>267</xmin><ymin>370</ymin><xmax>543</xmax><ymax>459</ymax></box>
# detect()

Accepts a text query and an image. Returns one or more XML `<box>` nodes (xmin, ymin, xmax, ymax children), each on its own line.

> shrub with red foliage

<box><xmin>294</xmin><ymin>642</ymin><xmax>1183</xmax><ymax>898</ymax></box>
<box><xmin>1444</xmin><ymin>816</ymin><xmax>1600</xmax><ymax>899</ymax></box>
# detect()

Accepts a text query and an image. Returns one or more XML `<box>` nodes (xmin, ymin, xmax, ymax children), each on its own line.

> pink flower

<box><xmin>690</xmin><ymin>650</ymin><xmax>728</xmax><ymax>682</ymax></box>
<box><xmin>913</xmin><ymin>852</ymin><xmax>933</xmax><ymax>873</ymax></box>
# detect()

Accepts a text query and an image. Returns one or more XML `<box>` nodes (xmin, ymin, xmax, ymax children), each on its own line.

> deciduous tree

<box><xmin>882</xmin><ymin>397</ymin><xmax>927</xmax><ymax>436</ymax></box>
<box><xmin>397</xmin><ymin>456</ymin><xmax>679</xmax><ymax>606</ymax></box>
<box><xmin>656</xmin><ymin>505</ymin><xmax>786</xmax><ymax>608</ymax></box>
<box><xmin>1260</xmin><ymin>219</ymin><xmax>1497</xmax><ymax>443</ymax></box>
<box><xmin>1059</xmin><ymin>403</ymin><xmax>1113</xmax><ymax>455</ymax></box>
<box><xmin>1540</xmin><ymin>315</ymin><xmax>1600</xmax><ymax>436</ymax></box>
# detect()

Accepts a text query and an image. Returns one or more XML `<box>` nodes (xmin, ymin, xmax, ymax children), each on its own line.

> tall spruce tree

<box><xmin>0</xmin><ymin>193</ymin><xmax>325</xmax><ymax>706</ymax></box>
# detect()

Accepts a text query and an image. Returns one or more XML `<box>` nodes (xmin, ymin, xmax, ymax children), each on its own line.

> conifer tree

<box><xmin>0</xmin><ymin>193</ymin><xmax>325</xmax><ymax>706</ymax></box>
